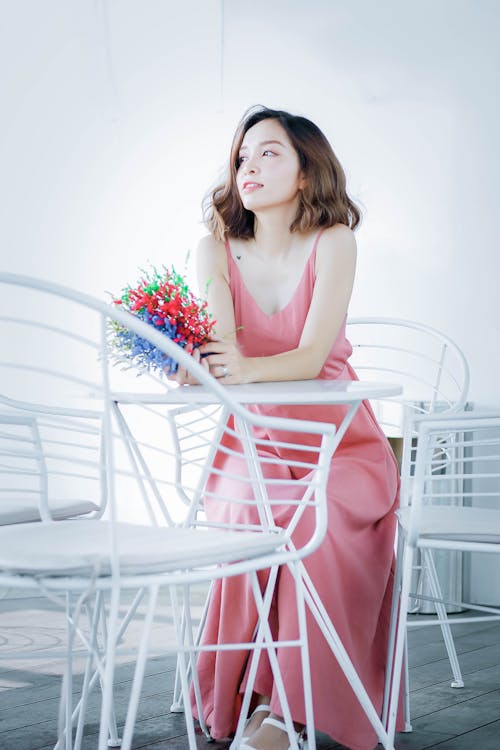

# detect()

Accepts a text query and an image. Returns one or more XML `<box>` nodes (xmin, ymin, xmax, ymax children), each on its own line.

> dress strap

<box><xmin>224</xmin><ymin>237</ymin><xmax>239</xmax><ymax>300</ymax></box>
<box><xmin>308</xmin><ymin>227</ymin><xmax>326</xmax><ymax>279</ymax></box>
<box><xmin>312</xmin><ymin>227</ymin><xmax>326</xmax><ymax>252</ymax></box>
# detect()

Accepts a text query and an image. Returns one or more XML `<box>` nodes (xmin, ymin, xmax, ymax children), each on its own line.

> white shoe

<box><xmin>229</xmin><ymin>704</ymin><xmax>271</xmax><ymax>750</ymax></box>
<box><xmin>238</xmin><ymin>715</ymin><xmax>307</xmax><ymax>750</ymax></box>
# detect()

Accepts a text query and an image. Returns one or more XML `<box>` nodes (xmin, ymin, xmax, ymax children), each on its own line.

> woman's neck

<box><xmin>252</xmin><ymin>204</ymin><xmax>299</xmax><ymax>258</ymax></box>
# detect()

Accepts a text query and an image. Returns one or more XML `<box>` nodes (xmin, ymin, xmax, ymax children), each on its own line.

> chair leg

<box><xmin>247</xmin><ymin>569</ymin><xmax>304</xmax><ymax>750</ymax></box>
<box><xmin>60</xmin><ymin>592</ymin><xmax>74</xmax><ymax>750</ymax></box>
<box><xmin>169</xmin><ymin>583</ymin><xmax>200</xmax><ymax>750</ymax></box>
<box><xmin>422</xmin><ymin>549</ymin><xmax>464</xmax><ymax>688</ymax></box>
<box><xmin>297</xmin><ymin>561</ymin><xmax>393</xmax><ymax>749</ymax></box>
<box><xmin>98</xmin><ymin>587</ymin><xmax>121</xmax><ymax>750</ymax></box>
<box><xmin>228</xmin><ymin>567</ymin><xmax>276</xmax><ymax>749</ymax></box>
<box><xmin>178</xmin><ymin>583</ymin><xmax>212</xmax><ymax>740</ymax></box>
<box><xmin>170</xmin><ymin>603</ymin><xmax>188</xmax><ymax>714</ymax></box>
<box><xmin>120</xmin><ymin>585</ymin><xmax>159</xmax><ymax>750</ymax></box>
<box><xmin>386</xmin><ymin>545</ymin><xmax>415</xmax><ymax>747</ymax></box>
<box><xmin>291</xmin><ymin>562</ymin><xmax>316</xmax><ymax>750</ymax></box>
<box><xmin>402</xmin><ymin>636</ymin><xmax>413</xmax><ymax>732</ymax></box>
<box><xmin>55</xmin><ymin>588</ymin><xmax>99</xmax><ymax>750</ymax></box>
<box><xmin>170</xmin><ymin>580</ymin><xmax>212</xmax><ymax>715</ymax></box>
<box><xmin>73</xmin><ymin>596</ymin><xmax>104</xmax><ymax>750</ymax></box>
<box><xmin>382</xmin><ymin>530</ymin><xmax>405</xmax><ymax>728</ymax></box>
<box><xmin>63</xmin><ymin>588</ymin><xmax>144</xmax><ymax>750</ymax></box>
<box><xmin>230</xmin><ymin>566</ymin><xmax>308</xmax><ymax>750</ymax></box>
<box><xmin>97</xmin><ymin>592</ymin><xmax>122</xmax><ymax>745</ymax></box>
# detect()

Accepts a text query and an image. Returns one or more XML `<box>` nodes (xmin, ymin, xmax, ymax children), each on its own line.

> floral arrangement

<box><xmin>109</xmin><ymin>264</ymin><xmax>216</xmax><ymax>376</ymax></box>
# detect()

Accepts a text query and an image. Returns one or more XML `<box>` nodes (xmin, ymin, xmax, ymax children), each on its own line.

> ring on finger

<box><xmin>221</xmin><ymin>365</ymin><xmax>229</xmax><ymax>377</ymax></box>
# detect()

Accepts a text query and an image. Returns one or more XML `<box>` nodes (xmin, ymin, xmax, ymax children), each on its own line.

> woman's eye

<box><xmin>238</xmin><ymin>155</ymin><xmax>248</xmax><ymax>164</ymax></box>
<box><xmin>263</xmin><ymin>150</ymin><xmax>276</xmax><ymax>157</ymax></box>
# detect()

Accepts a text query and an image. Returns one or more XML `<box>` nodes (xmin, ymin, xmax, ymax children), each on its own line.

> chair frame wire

<box><xmin>385</xmin><ymin>412</ymin><xmax>500</xmax><ymax>745</ymax></box>
<box><xmin>0</xmin><ymin>272</ymin><xmax>345</xmax><ymax>750</ymax></box>
<box><xmin>346</xmin><ymin>316</ymin><xmax>470</xmax><ymax>734</ymax></box>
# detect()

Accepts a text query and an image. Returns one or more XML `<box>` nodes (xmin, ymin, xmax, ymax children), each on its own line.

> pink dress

<box><xmin>192</xmin><ymin>231</ymin><xmax>401</xmax><ymax>750</ymax></box>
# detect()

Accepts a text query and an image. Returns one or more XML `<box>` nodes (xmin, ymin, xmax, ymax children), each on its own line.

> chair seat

<box><xmin>397</xmin><ymin>505</ymin><xmax>500</xmax><ymax>543</ymax></box>
<box><xmin>0</xmin><ymin>498</ymin><xmax>100</xmax><ymax>525</ymax></box>
<box><xmin>0</xmin><ymin>520</ymin><xmax>287</xmax><ymax>576</ymax></box>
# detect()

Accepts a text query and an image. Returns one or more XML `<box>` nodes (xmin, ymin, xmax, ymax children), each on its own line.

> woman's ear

<box><xmin>298</xmin><ymin>172</ymin><xmax>307</xmax><ymax>190</ymax></box>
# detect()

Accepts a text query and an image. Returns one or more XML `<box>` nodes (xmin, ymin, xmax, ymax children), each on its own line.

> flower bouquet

<box><xmin>109</xmin><ymin>264</ymin><xmax>216</xmax><ymax>376</ymax></box>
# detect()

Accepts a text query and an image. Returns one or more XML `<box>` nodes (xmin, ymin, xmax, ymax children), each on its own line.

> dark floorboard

<box><xmin>1</xmin><ymin>593</ymin><xmax>499</xmax><ymax>749</ymax></box>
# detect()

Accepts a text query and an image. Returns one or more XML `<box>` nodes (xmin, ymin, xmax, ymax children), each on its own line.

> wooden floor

<box><xmin>1</xmin><ymin>589</ymin><xmax>499</xmax><ymax>750</ymax></box>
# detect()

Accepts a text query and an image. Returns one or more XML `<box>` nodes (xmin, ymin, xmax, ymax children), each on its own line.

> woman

<box><xmin>177</xmin><ymin>106</ymin><xmax>400</xmax><ymax>750</ymax></box>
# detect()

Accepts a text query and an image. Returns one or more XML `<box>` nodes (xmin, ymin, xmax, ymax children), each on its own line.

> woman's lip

<box><xmin>242</xmin><ymin>182</ymin><xmax>263</xmax><ymax>192</ymax></box>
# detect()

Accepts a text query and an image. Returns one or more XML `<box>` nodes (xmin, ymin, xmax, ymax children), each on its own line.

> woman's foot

<box><xmin>240</xmin><ymin>714</ymin><xmax>305</xmax><ymax>750</ymax></box>
<box><xmin>242</xmin><ymin>699</ymin><xmax>271</xmax><ymax>739</ymax></box>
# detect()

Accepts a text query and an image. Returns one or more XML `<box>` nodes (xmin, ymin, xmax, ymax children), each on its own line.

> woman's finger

<box><xmin>205</xmin><ymin>354</ymin><xmax>227</xmax><ymax>369</ymax></box>
<box><xmin>199</xmin><ymin>341</ymin><xmax>229</xmax><ymax>356</ymax></box>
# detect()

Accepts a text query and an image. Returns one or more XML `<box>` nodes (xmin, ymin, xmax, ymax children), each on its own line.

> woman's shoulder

<box><xmin>196</xmin><ymin>234</ymin><xmax>229</xmax><ymax>282</ymax></box>
<box><xmin>197</xmin><ymin>233</ymin><xmax>226</xmax><ymax>255</ymax></box>
<box><xmin>319</xmin><ymin>223</ymin><xmax>356</xmax><ymax>245</ymax></box>
<box><xmin>315</xmin><ymin>224</ymin><xmax>357</xmax><ymax>273</ymax></box>
<box><xmin>196</xmin><ymin>233</ymin><xmax>227</xmax><ymax>263</ymax></box>
<box><xmin>317</xmin><ymin>224</ymin><xmax>357</xmax><ymax>257</ymax></box>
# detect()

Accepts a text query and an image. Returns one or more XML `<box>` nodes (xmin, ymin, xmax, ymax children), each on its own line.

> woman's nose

<box><xmin>243</xmin><ymin>156</ymin><xmax>258</xmax><ymax>174</ymax></box>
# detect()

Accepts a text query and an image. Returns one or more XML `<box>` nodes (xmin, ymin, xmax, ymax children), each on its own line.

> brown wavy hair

<box><xmin>204</xmin><ymin>105</ymin><xmax>361</xmax><ymax>240</ymax></box>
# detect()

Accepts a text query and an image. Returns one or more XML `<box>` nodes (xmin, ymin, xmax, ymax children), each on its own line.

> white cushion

<box><xmin>0</xmin><ymin>498</ymin><xmax>99</xmax><ymax>525</ymax></box>
<box><xmin>0</xmin><ymin>520</ymin><xmax>286</xmax><ymax>576</ymax></box>
<box><xmin>397</xmin><ymin>506</ymin><xmax>500</xmax><ymax>543</ymax></box>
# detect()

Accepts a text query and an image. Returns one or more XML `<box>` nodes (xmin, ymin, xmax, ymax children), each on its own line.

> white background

<box><xmin>1</xmin><ymin>1</ymin><xmax>499</xmax><ymax>599</ymax></box>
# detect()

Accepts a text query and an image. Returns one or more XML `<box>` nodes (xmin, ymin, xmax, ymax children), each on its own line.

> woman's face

<box><xmin>236</xmin><ymin>119</ymin><xmax>305</xmax><ymax>213</ymax></box>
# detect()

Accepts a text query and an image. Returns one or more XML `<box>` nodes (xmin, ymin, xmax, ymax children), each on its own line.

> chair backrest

<box><xmin>0</xmin><ymin>273</ymin><xmax>336</xmax><ymax>563</ymax></box>
<box><xmin>406</xmin><ymin>412</ymin><xmax>500</xmax><ymax>550</ymax></box>
<box><xmin>0</xmin><ymin>409</ymin><xmax>103</xmax><ymax>525</ymax></box>
<box><xmin>346</xmin><ymin>317</ymin><xmax>470</xmax><ymax>434</ymax></box>
<box><xmin>346</xmin><ymin>317</ymin><xmax>470</xmax><ymax>474</ymax></box>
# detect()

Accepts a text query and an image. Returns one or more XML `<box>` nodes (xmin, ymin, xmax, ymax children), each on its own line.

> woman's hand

<box><xmin>199</xmin><ymin>338</ymin><xmax>248</xmax><ymax>384</ymax></box>
<box><xmin>166</xmin><ymin>345</ymin><xmax>210</xmax><ymax>386</ymax></box>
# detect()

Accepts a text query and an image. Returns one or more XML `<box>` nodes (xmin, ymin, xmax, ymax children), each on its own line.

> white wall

<box><xmin>1</xmin><ymin>0</ymin><xmax>499</xmax><ymax>407</ymax></box>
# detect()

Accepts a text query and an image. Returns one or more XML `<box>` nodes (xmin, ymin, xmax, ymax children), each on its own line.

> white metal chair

<box><xmin>0</xmin><ymin>316</ymin><xmax>120</xmax><ymax>746</ymax></box>
<box><xmin>0</xmin><ymin>410</ymin><xmax>103</xmax><ymax>525</ymax></box>
<box><xmin>346</xmin><ymin>316</ymin><xmax>470</xmax><ymax>701</ymax></box>
<box><xmin>385</xmin><ymin>411</ymin><xmax>500</xmax><ymax>745</ymax></box>
<box><xmin>0</xmin><ymin>272</ymin><xmax>338</xmax><ymax>750</ymax></box>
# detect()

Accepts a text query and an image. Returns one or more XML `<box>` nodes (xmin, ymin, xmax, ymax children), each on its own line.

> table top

<box><xmin>112</xmin><ymin>379</ymin><xmax>402</xmax><ymax>406</ymax></box>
